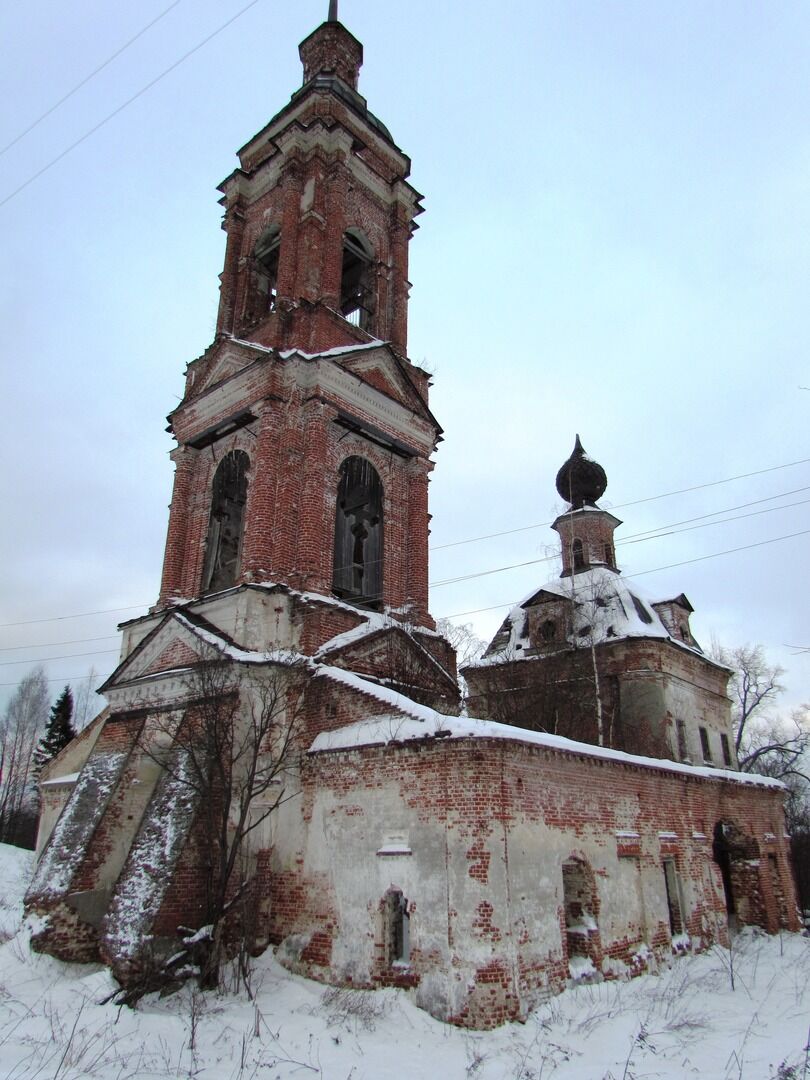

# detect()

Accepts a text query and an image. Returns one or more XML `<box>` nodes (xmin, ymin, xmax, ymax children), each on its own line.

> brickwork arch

<box><xmin>561</xmin><ymin>855</ymin><xmax>602</xmax><ymax>966</ymax></box>
<box><xmin>712</xmin><ymin>819</ymin><xmax>763</xmax><ymax>931</ymax></box>
<box><xmin>332</xmin><ymin>455</ymin><xmax>384</xmax><ymax>609</ymax></box>
<box><xmin>201</xmin><ymin>449</ymin><xmax>251</xmax><ymax>593</ymax></box>
<box><xmin>243</xmin><ymin>224</ymin><xmax>281</xmax><ymax>325</ymax></box>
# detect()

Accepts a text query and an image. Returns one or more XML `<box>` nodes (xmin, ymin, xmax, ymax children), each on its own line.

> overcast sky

<box><xmin>2</xmin><ymin>0</ymin><xmax>809</xmax><ymax>716</ymax></box>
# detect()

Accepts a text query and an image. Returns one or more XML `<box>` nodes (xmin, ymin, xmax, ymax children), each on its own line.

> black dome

<box><xmin>555</xmin><ymin>435</ymin><xmax>607</xmax><ymax>509</ymax></box>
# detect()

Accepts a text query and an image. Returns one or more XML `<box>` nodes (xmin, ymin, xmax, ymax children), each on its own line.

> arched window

<box><xmin>245</xmin><ymin>226</ymin><xmax>280</xmax><ymax>323</ymax></box>
<box><xmin>540</xmin><ymin>619</ymin><xmax>557</xmax><ymax>642</ymax></box>
<box><xmin>562</xmin><ymin>857</ymin><xmax>600</xmax><ymax>961</ymax></box>
<box><xmin>572</xmin><ymin>538</ymin><xmax>586</xmax><ymax>570</ymax></box>
<box><xmin>340</xmin><ymin>230</ymin><xmax>374</xmax><ymax>329</ymax></box>
<box><xmin>604</xmin><ymin>542</ymin><xmax>614</xmax><ymax>566</ymax></box>
<box><xmin>202</xmin><ymin>450</ymin><xmax>249</xmax><ymax>593</ymax></box>
<box><xmin>332</xmin><ymin>456</ymin><xmax>383</xmax><ymax>608</ymax></box>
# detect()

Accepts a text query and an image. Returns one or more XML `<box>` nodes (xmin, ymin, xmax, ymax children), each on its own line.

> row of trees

<box><xmin>0</xmin><ymin>668</ymin><xmax>94</xmax><ymax>847</ymax></box>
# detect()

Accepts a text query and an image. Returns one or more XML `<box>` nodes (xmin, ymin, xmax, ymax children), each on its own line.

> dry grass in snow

<box><xmin>0</xmin><ymin>843</ymin><xmax>808</xmax><ymax>1079</ymax></box>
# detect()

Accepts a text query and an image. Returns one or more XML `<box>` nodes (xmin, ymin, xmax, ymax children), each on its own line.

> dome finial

<box><xmin>328</xmin><ymin>0</ymin><xmax>338</xmax><ymax>21</ymax></box>
<box><xmin>555</xmin><ymin>435</ymin><xmax>608</xmax><ymax>509</ymax></box>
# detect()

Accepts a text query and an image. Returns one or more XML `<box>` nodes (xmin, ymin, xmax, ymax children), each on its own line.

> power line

<box><xmin>0</xmin><ymin>1</ymin><xmax>183</xmax><ymax>159</ymax></box>
<box><xmin>0</xmin><ymin>648</ymin><xmax>120</xmax><ymax>668</ymax></box>
<box><xmin>0</xmin><ymin>0</ymin><xmax>263</xmax><ymax>210</ymax></box>
<box><xmin>0</xmin><ymin>604</ymin><xmax>147</xmax><ymax>630</ymax></box>
<box><xmin>430</xmin><ymin>497</ymin><xmax>810</xmax><ymax>589</ymax></box>
<box><xmin>438</xmin><ymin>528</ymin><xmax>810</xmax><ymax>620</ymax></box>
<box><xmin>0</xmin><ymin>634</ymin><xmax>119</xmax><ymax>654</ymax></box>
<box><xmin>621</xmin><ymin>496</ymin><xmax>810</xmax><ymax>546</ymax></box>
<box><xmin>3</xmin><ymin>529</ymin><xmax>807</xmax><ymax>681</ymax></box>
<box><xmin>0</xmin><ymin>671</ymin><xmax>110</xmax><ymax>689</ymax></box>
<box><xmin>3</xmin><ymin>468</ymin><xmax>809</xmax><ymax>632</ymax></box>
<box><xmin>430</xmin><ymin>456</ymin><xmax>810</xmax><ymax>551</ymax></box>
<box><xmin>618</xmin><ymin>485</ymin><xmax>810</xmax><ymax>543</ymax></box>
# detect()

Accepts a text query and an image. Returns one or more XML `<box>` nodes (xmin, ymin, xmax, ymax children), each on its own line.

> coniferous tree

<box><xmin>34</xmin><ymin>686</ymin><xmax>77</xmax><ymax>774</ymax></box>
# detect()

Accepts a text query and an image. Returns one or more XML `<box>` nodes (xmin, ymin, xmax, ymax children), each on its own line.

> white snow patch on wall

<box><xmin>27</xmin><ymin>750</ymin><xmax>130</xmax><ymax>902</ymax></box>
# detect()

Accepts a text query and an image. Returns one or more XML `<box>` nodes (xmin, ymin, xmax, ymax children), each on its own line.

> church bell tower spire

<box><xmin>156</xmin><ymin>13</ymin><xmax>437</xmax><ymax>629</ymax></box>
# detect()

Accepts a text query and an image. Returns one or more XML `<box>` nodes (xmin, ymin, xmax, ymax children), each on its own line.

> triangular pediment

<box><xmin>521</xmin><ymin>588</ymin><xmax>570</xmax><ymax>610</ymax></box>
<box><xmin>102</xmin><ymin>613</ymin><xmax>233</xmax><ymax>691</ymax></box>
<box><xmin>335</xmin><ymin>347</ymin><xmax>431</xmax><ymax>419</ymax></box>
<box><xmin>319</xmin><ymin>624</ymin><xmax>456</xmax><ymax>691</ymax></box>
<box><xmin>194</xmin><ymin>342</ymin><xmax>261</xmax><ymax>396</ymax></box>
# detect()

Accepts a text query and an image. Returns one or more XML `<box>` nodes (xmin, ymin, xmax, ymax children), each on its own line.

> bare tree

<box><xmin>0</xmin><ymin>666</ymin><xmax>50</xmax><ymax>846</ymax></box>
<box><xmin>435</xmin><ymin>618</ymin><xmax>486</xmax><ymax>669</ymax></box>
<box><xmin>139</xmin><ymin>653</ymin><xmax>307</xmax><ymax>991</ymax></box>
<box><xmin>711</xmin><ymin>641</ymin><xmax>810</xmax><ymax>832</ymax></box>
<box><xmin>71</xmin><ymin>665</ymin><xmax>100</xmax><ymax>731</ymax></box>
<box><xmin>710</xmin><ymin>642</ymin><xmax>807</xmax><ymax>773</ymax></box>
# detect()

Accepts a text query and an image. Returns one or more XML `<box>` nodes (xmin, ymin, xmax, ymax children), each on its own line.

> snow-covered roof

<box><xmin>314</xmin><ymin>664</ymin><xmax>440</xmax><ymax>724</ymax></box>
<box><xmin>474</xmin><ymin>566</ymin><xmax>704</xmax><ymax>665</ymax></box>
<box><xmin>309</xmin><ymin>706</ymin><xmax>784</xmax><ymax>791</ymax></box>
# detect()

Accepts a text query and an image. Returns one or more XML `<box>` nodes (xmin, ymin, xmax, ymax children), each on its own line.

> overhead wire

<box><xmin>430</xmin><ymin>455</ymin><xmax>810</xmax><ymax>551</ymax></box>
<box><xmin>0</xmin><ymin>634</ymin><xmax>119</xmax><ymax>653</ymax></box>
<box><xmin>437</xmin><ymin>527</ymin><xmax>810</xmax><ymax>621</ymax></box>
<box><xmin>430</xmin><ymin>495</ymin><xmax>810</xmax><ymax>588</ymax></box>
<box><xmin>1</xmin><ymin>460</ymin><xmax>808</xmax><ymax>632</ymax></box>
<box><xmin>0</xmin><ymin>0</ymin><xmax>183</xmax><ymax>159</ymax></box>
<box><xmin>2</xmin><ymin>526</ymin><xmax>809</xmax><ymax>685</ymax></box>
<box><xmin>0</xmin><ymin>0</ymin><xmax>263</xmax><ymax>209</ymax></box>
<box><xmin>0</xmin><ymin>649</ymin><xmax>120</xmax><ymax>668</ymax></box>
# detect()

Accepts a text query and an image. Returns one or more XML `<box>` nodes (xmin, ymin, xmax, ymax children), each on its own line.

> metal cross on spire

<box><xmin>328</xmin><ymin>0</ymin><xmax>338</xmax><ymax>21</ymax></box>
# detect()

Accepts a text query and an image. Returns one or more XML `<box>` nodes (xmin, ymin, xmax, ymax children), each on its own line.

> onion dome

<box><xmin>555</xmin><ymin>435</ymin><xmax>607</xmax><ymax>509</ymax></box>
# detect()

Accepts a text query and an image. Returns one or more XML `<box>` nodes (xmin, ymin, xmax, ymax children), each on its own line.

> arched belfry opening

<box><xmin>333</xmin><ymin>456</ymin><xmax>383</xmax><ymax>608</ymax></box>
<box><xmin>245</xmin><ymin>226</ymin><xmax>281</xmax><ymax>324</ymax></box>
<box><xmin>202</xmin><ymin>450</ymin><xmax>250</xmax><ymax>593</ymax></box>
<box><xmin>339</xmin><ymin>230</ymin><xmax>374</xmax><ymax>329</ymax></box>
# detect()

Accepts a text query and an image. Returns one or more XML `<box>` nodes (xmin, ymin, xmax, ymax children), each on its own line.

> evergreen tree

<box><xmin>34</xmin><ymin>686</ymin><xmax>76</xmax><ymax>774</ymax></box>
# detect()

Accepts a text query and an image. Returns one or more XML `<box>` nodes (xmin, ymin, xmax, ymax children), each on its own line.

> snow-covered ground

<box><xmin>1</xmin><ymin>844</ymin><xmax>807</xmax><ymax>1079</ymax></box>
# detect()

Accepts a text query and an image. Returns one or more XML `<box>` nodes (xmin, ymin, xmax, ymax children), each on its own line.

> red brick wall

<box><xmin>272</xmin><ymin>734</ymin><xmax>798</xmax><ymax>1028</ymax></box>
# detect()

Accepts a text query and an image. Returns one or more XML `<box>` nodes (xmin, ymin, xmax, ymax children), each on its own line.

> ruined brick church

<box><xmin>27</xmin><ymin>8</ymin><xmax>799</xmax><ymax>1029</ymax></box>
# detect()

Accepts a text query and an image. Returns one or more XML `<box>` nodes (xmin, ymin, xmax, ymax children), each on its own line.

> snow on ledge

<box><xmin>308</xmin><ymin>677</ymin><xmax>784</xmax><ymax>791</ymax></box>
<box><xmin>377</xmin><ymin>844</ymin><xmax>412</xmax><ymax>856</ymax></box>
<box><xmin>41</xmin><ymin>772</ymin><xmax>80</xmax><ymax>787</ymax></box>
<box><xmin>278</xmin><ymin>339</ymin><xmax>386</xmax><ymax>361</ymax></box>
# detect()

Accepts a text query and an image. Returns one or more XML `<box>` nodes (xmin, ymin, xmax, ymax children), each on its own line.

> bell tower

<box><xmin>214</xmin><ymin>7</ymin><xmax>421</xmax><ymax>356</ymax></box>
<box><xmin>154</xmin><ymin>7</ymin><xmax>440</xmax><ymax>632</ymax></box>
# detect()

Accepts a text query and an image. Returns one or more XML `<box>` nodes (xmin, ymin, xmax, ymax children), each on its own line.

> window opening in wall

<box><xmin>629</xmin><ymin>593</ymin><xmax>654</xmax><ymax>625</ymax></box>
<box><xmin>340</xmin><ymin>230</ymin><xmax>373</xmax><ymax>329</ymax></box>
<box><xmin>713</xmin><ymin>821</ymin><xmax>737</xmax><ymax>924</ymax></box>
<box><xmin>699</xmin><ymin>727</ymin><xmax>712</xmax><ymax>762</ymax></box>
<box><xmin>202</xmin><ymin>450</ymin><xmax>249</xmax><ymax>593</ymax></box>
<box><xmin>246</xmin><ymin>226</ymin><xmax>280</xmax><ymax>322</ymax></box>
<box><xmin>572</xmin><ymin>538</ymin><xmax>585</xmax><ymax>570</ymax></box>
<box><xmin>676</xmin><ymin>720</ymin><xmax>688</xmax><ymax>761</ymax></box>
<box><xmin>663</xmin><ymin>858</ymin><xmax>684</xmax><ymax>935</ymax></box>
<box><xmin>604</xmin><ymin>542</ymin><xmax>614</xmax><ymax>565</ymax></box>
<box><xmin>767</xmin><ymin>853</ymin><xmax>788</xmax><ymax>927</ymax></box>
<box><xmin>561</xmin><ymin>858</ymin><xmax>598</xmax><ymax>959</ymax></box>
<box><xmin>720</xmin><ymin>732</ymin><xmax>732</xmax><ymax>767</ymax></box>
<box><xmin>540</xmin><ymin>619</ymin><xmax>557</xmax><ymax>642</ymax></box>
<box><xmin>384</xmin><ymin>890</ymin><xmax>409</xmax><ymax>965</ymax></box>
<box><xmin>333</xmin><ymin>456</ymin><xmax>383</xmax><ymax>608</ymax></box>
